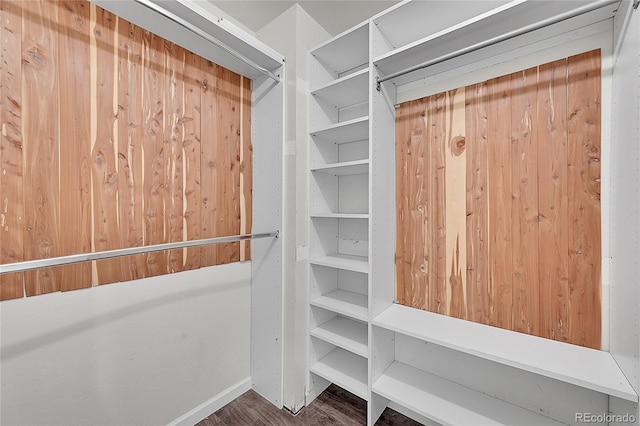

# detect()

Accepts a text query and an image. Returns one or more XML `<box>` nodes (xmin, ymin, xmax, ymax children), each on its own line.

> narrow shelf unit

<box><xmin>308</xmin><ymin>19</ymin><xmax>372</xmax><ymax>410</ymax></box>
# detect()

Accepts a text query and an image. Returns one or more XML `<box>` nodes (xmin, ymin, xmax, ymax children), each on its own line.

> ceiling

<box><xmin>208</xmin><ymin>1</ymin><xmax>400</xmax><ymax>36</ymax></box>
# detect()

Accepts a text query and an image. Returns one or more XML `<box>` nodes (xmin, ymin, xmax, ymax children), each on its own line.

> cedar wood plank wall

<box><xmin>396</xmin><ymin>50</ymin><xmax>601</xmax><ymax>349</ymax></box>
<box><xmin>0</xmin><ymin>0</ymin><xmax>252</xmax><ymax>300</ymax></box>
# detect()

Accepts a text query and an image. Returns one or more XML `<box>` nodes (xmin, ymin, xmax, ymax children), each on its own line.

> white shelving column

<box><xmin>307</xmin><ymin>21</ymin><xmax>371</xmax><ymax>405</ymax></box>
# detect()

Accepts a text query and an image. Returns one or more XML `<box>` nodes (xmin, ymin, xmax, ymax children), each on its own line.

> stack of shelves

<box><xmin>308</xmin><ymin>21</ymin><xmax>371</xmax><ymax>402</ymax></box>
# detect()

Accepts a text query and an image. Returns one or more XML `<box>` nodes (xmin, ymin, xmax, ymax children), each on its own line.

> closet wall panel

<box><xmin>396</xmin><ymin>50</ymin><xmax>601</xmax><ymax>349</ymax></box>
<box><xmin>0</xmin><ymin>0</ymin><xmax>253</xmax><ymax>299</ymax></box>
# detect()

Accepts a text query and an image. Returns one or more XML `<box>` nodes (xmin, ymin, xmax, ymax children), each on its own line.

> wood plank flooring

<box><xmin>196</xmin><ymin>385</ymin><xmax>422</xmax><ymax>426</ymax></box>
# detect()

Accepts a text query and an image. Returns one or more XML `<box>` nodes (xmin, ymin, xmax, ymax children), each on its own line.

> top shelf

<box><xmin>372</xmin><ymin>0</ymin><xmax>620</xmax><ymax>86</ymax></box>
<box><xmin>310</xmin><ymin>21</ymin><xmax>369</xmax><ymax>78</ymax></box>
<box><xmin>372</xmin><ymin>304</ymin><xmax>638</xmax><ymax>403</ymax></box>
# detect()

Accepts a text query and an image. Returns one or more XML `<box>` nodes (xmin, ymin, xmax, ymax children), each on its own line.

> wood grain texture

<box><xmin>538</xmin><ymin>59</ymin><xmax>570</xmax><ymax>342</ymax></box>
<box><xmin>0</xmin><ymin>0</ymin><xmax>24</xmax><ymax>299</ymax></box>
<box><xmin>1</xmin><ymin>0</ymin><xmax>253</xmax><ymax>298</ymax></box>
<box><xmin>58</xmin><ymin>0</ymin><xmax>92</xmax><ymax>290</ymax></box>
<box><xmin>465</xmin><ymin>81</ymin><xmax>490</xmax><ymax>325</ymax></box>
<box><xmin>240</xmin><ymin>76</ymin><xmax>252</xmax><ymax>261</ymax></box>
<box><xmin>429</xmin><ymin>93</ymin><xmax>447</xmax><ymax>315</ymax></box>
<box><xmin>22</xmin><ymin>0</ymin><xmax>60</xmax><ymax>296</ymax></box>
<box><xmin>116</xmin><ymin>18</ymin><xmax>146</xmax><ymax>280</ymax></box>
<box><xmin>182</xmin><ymin>50</ymin><xmax>201</xmax><ymax>270</ymax></box>
<box><xmin>141</xmin><ymin>30</ymin><xmax>166</xmax><ymax>277</ymax></box>
<box><xmin>486</xmin><ymin>74</ymin><xmax>513</xmax><ymax>330</ymax></box>
<box><xmin>216</xmin><ymin>65</ymin><xmax>241</xmax><ymax>264</ymax></box>
<box><xmin>165</xmin><ymin>41</ymin><xmax>184</xmax><ymax>273</ymax></box>
<box><xmin>395</xmin><ymin>50</ymin><xmax>601</xmax><ymax>348</ymax></box>
<box><xmin>510</xmin><ymin>66</ymin><xmax>539</xmax><ymax>335</ymax></box>
<box><xmin>90</xmin><ymin>3</ymin><xmax>121</xmax><ymax>285</ymax></box>
<box><xmin>200</xmin><ymin>58</ymin><xmax>217</xmax><ymax>267</ymax></box>
<box><xmin>567</xmin><ymin>50</ymin><xmax>601</xmax><ymax>349</ymax></box>
<box><xmin>444</xmin><ymin>88</ymin><xmax>466</xmax><ymax>319</ymax></box>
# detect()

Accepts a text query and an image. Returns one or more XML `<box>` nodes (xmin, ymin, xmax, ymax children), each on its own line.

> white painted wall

<box><xmin>256</xmin><ymin>6</ymin><xmax>330</xmax><ymax>413</ymax></box>
<box><xmin>0</xmin><ymin>263</ymin><xmax>251</xmax><ymax>425</ymax></box>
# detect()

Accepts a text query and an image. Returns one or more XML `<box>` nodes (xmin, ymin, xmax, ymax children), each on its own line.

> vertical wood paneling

<box><xmin>465</xmin><ymin>81</ymin><xmax>490</xmax><ymax>325</ymax></box>
<box><xmin>116</xmin><ymin>19</ymin><xmax>146</xmax><ymax>280</ymax></box>
<box><xmin>182</xmin><ymin>50</ymin><xmax>201</xmax><ymax>270</ymax></box>
<box><xmin>567</xmin><ymin>50</ymin><xmax>601</xmax><ymax>349</ymax></box>
<box><xmin>91</xmin><ymin>3</ymin><xmax>122</xmax><ymax>285</ymax></box>
<box><xmin>22</xmin><ymin>0</ymin><xmax>60</xmax><ymax>296</ymax></box>
<box><xmin>165</xmin><ymin>42</ymin><xmax>184</xmax><ymax>273</ymax></box>
<box><xmin>538</xmin><ymin>59</ymin><xmax>570</xmax><ymax>342</ymax></box>
<box><xmin>216</xmin><ymin>66</ymin><xmax>241</xmax><ymax>264</ymax></box>
<box><xmin>396</xmin><ymin>50</ymin><xmax>601</xmax><ymax>349</ymax></box>
<box><xmin>510</xmin><ymin>67</ymin><xmax>539</xmax><ymax>335</ymax></box>
<box><xmin>1</xmin><ymin>0</ymin><xmax>252</xmax><ymax>298</ymax></box>
<box><xmin>240</xmin><ymin>76</ymin><xmax>252</xmax><ymax>261</ymax></box>
<box><xmin>142</xmin><ymin>30</ymin><xmax>166</xmax><ymax>276</ymax></box>
<box><xmin>59</xmin><ymin>0</ymin><xmax>92</xmax><ymax>290</ymax></box>
<box><xmin>486</xmin><ymin>75</ymin><xmax>513</xmax><ymax>330</ymax></box>
<box><xmin>444</xmin><ymin>88</ymin><xmax>466</xmax><ymax>319</ymax></box>
<box><xmin>200</xmin><ymin>58</ymin><xmax>217</xmax><ymax>267</ymax></box>
<box><xmin>429</xmin><ymin>93</ymin><xmax>447</xmax><ymax>315</ymax></box>
<box><xmin>0</xmin><ymin>0</ymin><xmax>24</xmax><ymax>300</ymax></box>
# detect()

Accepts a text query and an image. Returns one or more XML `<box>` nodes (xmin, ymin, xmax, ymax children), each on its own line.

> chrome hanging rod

<box><xmin>0</xmin><ymin>231</ymin><xmax>279</xmax><ymax>275</ymax></box>
<box><xmin>376</xmin><ymin>0</ymin><xmax>619</xmax><ymax>91</ymax></box>
<box><xmin>134</xmin><ymin>0</ymin><xmax>280</xmax><ymax>83</ymax></box>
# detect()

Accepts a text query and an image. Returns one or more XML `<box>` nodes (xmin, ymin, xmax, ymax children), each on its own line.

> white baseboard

<box><xmin>169</xmin><ymin>377</ymin><xmax>252</xmax><ymax>426</ymax></box>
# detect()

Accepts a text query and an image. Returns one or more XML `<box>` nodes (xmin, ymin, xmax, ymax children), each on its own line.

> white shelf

<box><xmin>311</xmin><ymin>290</ymin><xmax>368</xmax><ymax>322</ymax></box>
<box><xmin>310</xmin><ymin>21</ymin><xmax>369</xmax><ymax>77</ymax></box>
<box><xmin>311</xmin><ymin>316</ymin><xmax>368</xmax><ymax>358</ymax></box>
<box><xmin>309</xmin><ymin>254</ymin><xmax>369</xmax><ymax>274</ymax></box>
<box><xmin>310</xmin><ymin>347</ymin><xmax>368</xmax><ymax>400</ymax></box>
<box><xmin>372</xmin><ymin>304</ymin><xmax>638</xmax><ymax>402</ymax></box>
<box><xmin>310</xmin><ymin>116</ymin><xmax>369</xmax><ymax>144</ymax></box>
<box><xmin>311</xmin><ymin>159</ymin><xmax>369</xmax><ymax>176</ymax></box>
<box><xmin>373</xmin><ymin>361</ymin><xmax>564</xmax><ymax>426</ymax></box>
<box><xmin>310</xmin><ymin>213</ymin><xmax>369</xmax><ymax>220</ymax></box>
<box><xmin>311</xmin><ymin>69</ymin><xmax>369</xmax><ymax>109</ymax></box>
<box><xmin>373</xmin><ymin>0</ymin><xmax>619</xmax><ymax>85</ymax></box>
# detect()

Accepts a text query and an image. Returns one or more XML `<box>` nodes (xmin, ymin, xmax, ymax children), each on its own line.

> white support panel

<box><xmin>251</xmin><ymin>70</ymin><xmax>285</xmax><ymax>408</ymax></box>
<box><xmin>310</xmin><ymin>348</ymin><xmax>368</xmax><ymax>400</ymax></box>
<box><xmin>373</xmin><ymin>361</ymin><xmax>564</xmax><ymax>426</ymax></box>
<box><xmin>310</xmin><ymin>290</ymin><xmax>368</xmax><ymax>322</ymax></box>
<box><xmin>310</xmin><ymin>254</ymin><xmax>369</xmax><ymax>274</ymax></box>
<box><xmin>310</xmin><ymin>316</ymin><xmax>368</xmax><ymax>358</ymax></box>
<box><xmin>311</xmin><ymin>69</ymin><xmax>369</xmax><ymax>109</ymax></box>
<box><xmin>92</xmin><ymin>0</ymin><xmax>283</xmax><ymax>80</ymax></box>
<box><xmin>311</xmin><ymin>160</ymin><xmax>369</xmax><ymax>176</ymax></box>
<box><xmin>310</xmin><ymin>116</ymin><xmax>370</xmax><ymax>144</ymax></box>
<box><xmin>373</xmin><ymin>304</ymin><xmax>638</xmax><ymax>402</ymax></box>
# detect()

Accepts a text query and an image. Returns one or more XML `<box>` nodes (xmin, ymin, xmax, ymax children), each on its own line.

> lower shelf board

<box><xmin>310</xmin><ymin>290</ymin><xmax>368</xmax><ymax>322</ymax></box>
<box><xmin>311</xmin><ymin>316</ymin><xmax>368</xmax><ymax>357</ymax></box>
<box><xmin>372</xmin><ymin>361</ymin><xmax>564</xmax><ymax>426</ymax></box>
<box><xmin>310</xmin><ymin>347</ymin><xmax>368</xmax><ymax>400</ymax></box>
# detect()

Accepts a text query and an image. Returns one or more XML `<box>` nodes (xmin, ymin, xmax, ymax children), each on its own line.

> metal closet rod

<box><xmin>376</xmin><ymin>0</ymin><xmax>619</xmax><ymax>91</ymax></box>
<box><xmin>134</xmin><ymin>0</ymin><xmax>280</xmax><ymax>83</ymax></box>
<box><xmin>0</xmin><ymin>231</ymin><xmax>279</xmax><ymax>275</ymax></box>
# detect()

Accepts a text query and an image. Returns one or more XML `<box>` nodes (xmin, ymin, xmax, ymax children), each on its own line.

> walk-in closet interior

<box><xmin>1</xmin><ymin>0</ymin><xmax>639</xmax><ymax>425</ymax></box>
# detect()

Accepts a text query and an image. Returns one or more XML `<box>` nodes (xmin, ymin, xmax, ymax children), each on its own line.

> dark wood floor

<box><xmin>196</xmin><ymin>384</ymin><xmax>422</xmax><ymax>426</ymax></box>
